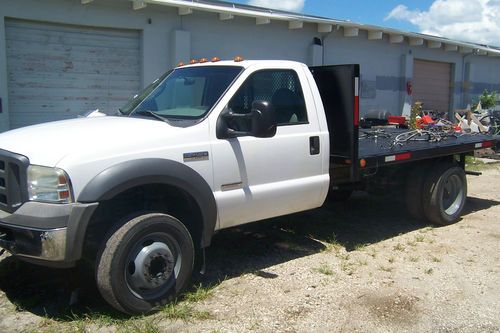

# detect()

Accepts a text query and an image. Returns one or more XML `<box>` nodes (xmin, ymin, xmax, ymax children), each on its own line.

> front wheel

<box><xmin>422</xmin><ymin>163</ymin><xmax>467</xmax><ymax>225</ymax></box>
<box><xmin>96</xmin><ymin>213</ymin><xmax>194</xmax><ymax>314</ymax></box>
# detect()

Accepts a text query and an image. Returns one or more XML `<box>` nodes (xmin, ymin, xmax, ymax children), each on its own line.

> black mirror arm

<box><xmin>226</xmin><ymin>128</ymin><xmax>252</xmax><ymax>137</ymax></box>
<box><xmin>222</xmin><ymin>110</ymin><xmax>254</xmax><ymax>119</ymax></box>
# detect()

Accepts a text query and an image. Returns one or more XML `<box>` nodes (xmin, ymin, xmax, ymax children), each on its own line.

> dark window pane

<box><xmin>229</xmin><ymin>69</ymin><xmax>308</xmax><ymax>125</ymax></box>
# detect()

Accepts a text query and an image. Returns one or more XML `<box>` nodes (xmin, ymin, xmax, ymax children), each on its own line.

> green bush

<box><xmin>473</xmin><ymin>90</ymin><xmax>497</xmax><ymax>110</ymax></box>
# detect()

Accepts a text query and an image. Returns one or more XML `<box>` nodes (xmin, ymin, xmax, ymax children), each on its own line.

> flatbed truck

<box><xmin>0</xmin><ymin>59</ymin><xmax>497</xmax><ymax>314</ymax></box>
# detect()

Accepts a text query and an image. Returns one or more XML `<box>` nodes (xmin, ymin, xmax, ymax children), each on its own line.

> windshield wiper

<box><xmin>133</xmin><ymin>110</ymin><xmax>170</xmax><ymax>124</ymax></box>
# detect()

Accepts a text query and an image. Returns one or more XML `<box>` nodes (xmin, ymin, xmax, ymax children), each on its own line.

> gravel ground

<box><xmin>0</xmin><ymin>166</ymin><xmax>498</xmax><ymax>333</ymax></box>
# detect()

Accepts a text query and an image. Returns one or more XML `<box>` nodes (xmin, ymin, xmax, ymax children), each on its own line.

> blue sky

<box><xmin>233</xmin><ymin>0</ymin><xmax>433</xmax><ymax>33</ymax></box>
<box><xmin>227</xmin><ymin>0</ymin><xmax>500</xmax><ymax>46</ymax></box>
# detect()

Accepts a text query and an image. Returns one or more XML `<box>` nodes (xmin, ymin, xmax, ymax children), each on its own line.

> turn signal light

<box><xmin>234</xmin><ymin>56</ymin><xmax>244</xmax><ymax>62</ymax></box>
<box><xmin>359</xmin><ymin>159</ymin><xmax>367</xmax><ymax>168</ymax></box>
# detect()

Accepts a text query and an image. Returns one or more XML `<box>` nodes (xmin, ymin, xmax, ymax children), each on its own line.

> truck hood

<box><xmin>0</xmin><ymin>116</ymin><xmax>182</xmax><ymax>166</ymax></box>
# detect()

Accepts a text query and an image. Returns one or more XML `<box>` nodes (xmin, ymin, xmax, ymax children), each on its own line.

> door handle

<box><xmin>310</xmin><ymin>136</ymin><xmax>320</xmax><ymax>155</ymax></box>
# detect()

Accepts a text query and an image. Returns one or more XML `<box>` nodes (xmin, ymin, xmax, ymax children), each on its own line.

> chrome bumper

<box><xmin>0</xmin><ymin>224</ymin><xmax>67</xmax><ymax>261</ymax></box>
<box><xmin>0</xmin><ymin>202</ymin><xmax>98</xmax><ymax>267</ymax></box>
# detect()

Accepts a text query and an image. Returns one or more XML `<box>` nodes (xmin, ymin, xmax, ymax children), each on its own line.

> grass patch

<box><xmin>393</xmin><ymin>243</ymin><xmax>405</xmax><ymax>251</ymax></box>
<box><xmin>184</xmin><ymin>283</ymin><xmax>215</xmax><ymax>303</ymax></box>
<box><xmin>430</xmin><ymin>256</ymin><xmax>441</xmax><ymax>263</ymax></box>
<box><xmin>379</xmin><ymin>266</ymin><xmax>393</xmax><ymax>272</ymax></box>
<box><xmin>353</xmin><ymin>243</ymin><xmax>369</xmax><ymax>251</ymax></box>
<box><xmin>408</xmin><ymin>256</ymin><xmax>419</xmax><ymax>262</ymax></box>
<box><xmin>406</xmin><ymin>240</ymin><xmax>417</xmax><ymax>247</ymax></box>
<box><xmin>116</xmin><ymin>318</ymin><xmax>161</xmax><ymax>333</ymax></box>
<box><xmin>415</xmin><ymin>235</ymin><xmax>425</xmax><ymax>243</ymax></box>
<box><xmin>336</xmin><ymin>253</ymin><xmax>350</xmax><ymax>261</ymax></box>
<box><xmin>340</xmin><ymin>261</ymin><xmax>354</xmax><ymax>275</ymax></box>
<box><xmin>314</xmin><ymin>263</ymin><xmax>334</xmax><ymax>276</ymax></box>
<box><xmin>323</xmin><ymin>233</ymin><xmax>343</xmax><ymax>252</ymax></box>
<box><xmin>357</xmin><ymin>258</ymin><xmax>368</xmax><ymax>266</ymax></box>
<box><xmin>192</xmin><ymin>310</ymin><xmax>215</xmax><ymax>320</ymax></box>
<box><xmin>419</xmin><ymin>227</ymin><xmax>434</xmax><ymax>234</ymax></box>
<box><xmin>465</xmin><ymin>156</ymin><xmax>500</xmax><ymax>171</ymax></box>
<box><xmin>162</xmin><ymin>302</ymin><xmax>195</xmax><ymax>322</ymax></box>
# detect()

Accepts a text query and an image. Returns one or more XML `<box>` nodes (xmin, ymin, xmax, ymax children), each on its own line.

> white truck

<box><xmin>0</xmin><ymin>59</ymin><xmax>497</xmax><ymax>314</ymax></box>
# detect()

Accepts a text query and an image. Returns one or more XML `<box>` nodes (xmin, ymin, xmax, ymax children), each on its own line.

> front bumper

<box><xmin>0</xmin><ymin>201</ymin><xmax>98</xmax><ymax>267</ymax></box>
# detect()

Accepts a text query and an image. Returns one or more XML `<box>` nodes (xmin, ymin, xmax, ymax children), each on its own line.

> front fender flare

<box><xmin>78</xmin><ymin>159</ymin><xmax>217</xmax><ymax>247</ymax></box>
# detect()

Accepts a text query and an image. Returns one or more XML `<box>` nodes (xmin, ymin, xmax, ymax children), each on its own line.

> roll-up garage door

<box><xmin>5</xmin><ymin>19</ymin><xmax>141</xmax><ymax>129</ymax></box>
<box><xmin>413</xmin><ymin>59</ymin><xmax>452</xmax><ymax>113</ymax></box>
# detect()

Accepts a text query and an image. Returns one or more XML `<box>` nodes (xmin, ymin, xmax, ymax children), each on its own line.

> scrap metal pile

<box><xmin>359</xmin><ymin>102</ymin><xmax>498</xmax><ymax>150</ymax></box>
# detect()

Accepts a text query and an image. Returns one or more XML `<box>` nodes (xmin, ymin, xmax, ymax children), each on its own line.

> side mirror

<box><xmin>250</xmin><ymin>100</ymin><xmax>277</xmax><ymax>138</ymax></box>
<box><xmin>216</xmin><ymin>100</ymin><xmax>277</xmax><ymax>139</ymax></box>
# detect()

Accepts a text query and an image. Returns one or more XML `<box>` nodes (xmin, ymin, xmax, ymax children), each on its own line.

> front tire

<box><xmin>96</xmin><ymin>213</ymin><xmax>194</xmax><ymax>314</ymax></box>
<box><xmin>422</xmin><ymin>163</ymin><xmax>467</xmax><ymax>225</ymax></box>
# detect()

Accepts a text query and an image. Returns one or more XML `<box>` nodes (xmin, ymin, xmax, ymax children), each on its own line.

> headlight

<box><xmin>27</xmin><ymin>165</ymin><xmax>73</xmax><ymax>204</ymax></box>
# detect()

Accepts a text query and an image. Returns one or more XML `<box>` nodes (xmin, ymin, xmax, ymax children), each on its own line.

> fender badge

<box><xmin>183</xmin><ymin>151</ymin><xmax>209</xmax><ymax>162</ymax></box>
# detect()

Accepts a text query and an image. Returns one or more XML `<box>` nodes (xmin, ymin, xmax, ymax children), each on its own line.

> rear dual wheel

<box><xmin>406</xmin><ymin>162</ymin><xmax>467</xmax><ymax>225</ymax></box>
<box><xmin>96</xmin><ymin>213</ymin><xmax>194</xmax><ymax>314</ymax></box>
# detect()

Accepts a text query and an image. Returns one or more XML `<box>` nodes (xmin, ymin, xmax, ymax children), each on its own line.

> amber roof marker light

<box><xmin>211</xmin><ymin>57</ymin><xmax>221</xmax><ymax>62</ymax></box>
<box><xmin>234</xmin><ymin>56</ymin><xmax>244</xmax><ymax>62</ymax></box>
<box><xmin>199</xmin><ymin>57</ymin><xmax>209</xmax><ymax>63</ymax></box>
<box><xmin>189</xmin><ymin>59</ymin><xmax>199</xmax><ymax>64</ymax></box>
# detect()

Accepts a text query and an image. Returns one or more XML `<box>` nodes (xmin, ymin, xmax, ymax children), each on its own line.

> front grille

<box><xmin>0</xmin><ymin>149</ymin><xmax>29</xmax><ymax>213</ymax></box>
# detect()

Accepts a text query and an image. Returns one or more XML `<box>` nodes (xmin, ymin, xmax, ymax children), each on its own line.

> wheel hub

<box><xmin>128</xmin><ymin>241</ymin><xmax>175</xmax><ymax>291</ymax></box>
<box><xmin>442</xmin><ymin>174</ymin><xmax>464</xmax><ymax>215</ymax></box>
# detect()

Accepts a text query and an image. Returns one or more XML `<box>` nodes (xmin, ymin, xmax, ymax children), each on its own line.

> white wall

<box><xmin>1</xmin><ymin>0</ymin><xmax>499</xmax><ymax>131</ymax></box>
<box><xmin>467</xmin><ymin>56</ymin><xmax>500</xmax><ymax>105</ymax></box>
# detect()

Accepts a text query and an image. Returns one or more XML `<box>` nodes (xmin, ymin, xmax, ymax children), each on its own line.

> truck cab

<box><xmin>0</xmin><ymin>60</ymin><xmax>330</xmax><ymax>314</ymax></box>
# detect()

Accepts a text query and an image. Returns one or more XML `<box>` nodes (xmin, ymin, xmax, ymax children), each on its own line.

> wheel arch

<box><xmin>78</xmin><ymin>158</ymin><xmax>217</xmax><ymax>248</ymax></box>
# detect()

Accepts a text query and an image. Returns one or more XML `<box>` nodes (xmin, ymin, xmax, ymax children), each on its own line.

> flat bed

<box><xmin>310</xmin><ymin>64</ymin><xmax>499</xmax><ymax>186</ymax></box>
<box><xmin>357</xmin><ymin>128</ymin><xmax>496</xmax><ymax>167</ymax></box>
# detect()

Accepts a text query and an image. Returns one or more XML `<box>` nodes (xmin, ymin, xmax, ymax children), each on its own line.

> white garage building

<box><xmin>0</xmin><ymin>0</ymin><xmax>499</xmax><ymax>131</ymax></box>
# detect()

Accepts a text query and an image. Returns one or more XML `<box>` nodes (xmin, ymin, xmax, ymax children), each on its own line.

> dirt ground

<box><xmin>0</xmin><ymin>165</ymin><xmax>499</xmax><ymax>333</ymax></box>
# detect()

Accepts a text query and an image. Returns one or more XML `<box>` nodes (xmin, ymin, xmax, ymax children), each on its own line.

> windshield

<box><xmin>123</xmin><ymin>66</ymin><xmax>242</xmax><ymax>120</ymax></box>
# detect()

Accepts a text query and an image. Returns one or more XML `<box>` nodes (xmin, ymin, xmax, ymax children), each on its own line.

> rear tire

<box><xmin>422</xmin><ymin>163</ymin><xmax>467</xmax><ymax>225</ymax></box>
<box><xmin>96</xmin><ymin>213</ymin><xmax>194</xmax><ymax>314</ymax></box>
<box><xmin>405</xmin><ymin>163</ymin><xmax>431</xmax><ymax>220</ymax></box>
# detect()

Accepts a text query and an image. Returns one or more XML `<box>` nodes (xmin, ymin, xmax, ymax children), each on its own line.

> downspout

<box><xmin>461</xmin><ymin>49</ymin><xmax>477</xmax><ymax>108</ymax></box>
<box><xmin>320</xmin><ymin>26</ymin><xmax>337</xmax><ymax>66</ymax></box>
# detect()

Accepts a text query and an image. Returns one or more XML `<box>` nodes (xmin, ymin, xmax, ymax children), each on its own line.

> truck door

<box><xmin>210</xmin><ymin>66</ymin><xmax>329</xmax><ymax>229</ymax></box>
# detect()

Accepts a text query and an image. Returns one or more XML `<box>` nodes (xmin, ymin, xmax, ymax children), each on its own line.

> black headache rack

<box><xmin>0</xmin><ymin>149</ymin><xmax>29</xmax><ymax>214</ymax></box>
<box><xmin>310</xmin><ymin>64</ymin><xmax>499</xmax><ymax>185</ymax></box>
<box><xmin>310</xmin><ymin>64</ymin><xmax>360</xmax><ymax>183</ymax></box>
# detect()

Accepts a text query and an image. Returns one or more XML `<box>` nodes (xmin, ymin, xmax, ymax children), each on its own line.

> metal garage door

<box><xmin>5</xmin><ymin>19</ymin><xmax>141</xmax><ymax>129</ymax></box>
<box><xmin>413</xmin><ymin>59</ymin><xmax>452</xmax><ymax>114</ymax></box>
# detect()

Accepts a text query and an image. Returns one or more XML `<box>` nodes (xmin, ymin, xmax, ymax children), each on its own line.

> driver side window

<box><xmin>228</xmin><ymin>69</ymin><xmax>308</xmax><ymax>126</ymax></box>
